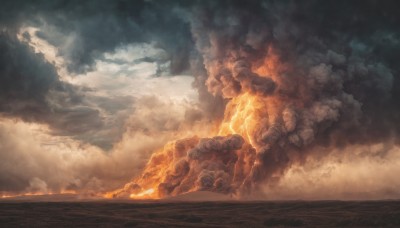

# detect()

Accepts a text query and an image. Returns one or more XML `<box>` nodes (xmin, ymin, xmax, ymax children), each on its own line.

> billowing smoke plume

<box><xmin>110</xmin><ymin>0</ymin><xmax>400</xmax><ymax>198</ymax></box>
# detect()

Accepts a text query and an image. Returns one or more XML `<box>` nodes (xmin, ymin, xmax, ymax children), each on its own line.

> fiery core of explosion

<box><xmin>106</xmin><ymin>94</ymin><xmax>261</xmax><ymax>199</ymax></box>
<box><xmin>106</xmin><ymin>49</ymin><xmax>312</xmax><ymax>199</ymax></box>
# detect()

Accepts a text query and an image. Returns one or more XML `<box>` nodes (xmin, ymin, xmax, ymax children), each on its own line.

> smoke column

<box><xmin>107</xmin><ymin>1</ymin><xmax>400</xmax><ymax>199</ymax></box>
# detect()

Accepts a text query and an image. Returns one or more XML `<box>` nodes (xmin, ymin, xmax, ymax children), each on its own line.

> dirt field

<box><xmin>0</xmin><ymin>200</ymin><xmax>400</xmax><ymax>227</ymax></box>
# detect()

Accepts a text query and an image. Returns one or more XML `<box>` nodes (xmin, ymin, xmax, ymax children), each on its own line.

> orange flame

<box><xmin>219</xmin><ymin>93</ymin><xmax>266</xmax><ymax>148</ymax></box>
<box><xmin>105</xmin><ymin>47</ymin><xmax>286</xmax><ymax>199</ymax></box>
<box><xmin>130</xmin><ymin>188</ymin><xmax>155</xmax><ymax>199</ymax></box>
<box><xmin>106</xmin><ymin>91</ymin><xmax>277</xmax><ymax>199</ymax></box>
<box><xmin>104</xmin><ymin>139</ymin><xmax>198</xmax><ymax>199</ymax></box>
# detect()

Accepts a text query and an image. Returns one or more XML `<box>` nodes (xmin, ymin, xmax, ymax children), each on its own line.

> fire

<box><xmin>129</xmin><ymin>188</ymin><xmax>155</xmax><ymax>199</ymax></box>
<box><xmin>252</xmin><ymin>45</ymin><xmax>290</xmax><ymax>81</ymax></box>
<box><xmin>104</xmin><ymin>138</ymin><xmax>200</xmax><ymax>199</ymax></box>
<box><xmin>106</xmin><ymin>91</ymin><xmax>274</xmax><ymax>199</ymax></box>
<box><xmin>104</xmin><ymin>44</ymin><xmax>289</xmax><ymax>200</ymax></box>
<box><xmin>219</xmin><ymin>93</ymin><xmax>268</xmax><ymax>148</ymax></box>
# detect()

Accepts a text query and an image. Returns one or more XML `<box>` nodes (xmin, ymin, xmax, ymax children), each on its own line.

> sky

<box><xmin>1</xmin><ymin>0</ymin><xmax>400</xmax><ymax>199</ymax></box>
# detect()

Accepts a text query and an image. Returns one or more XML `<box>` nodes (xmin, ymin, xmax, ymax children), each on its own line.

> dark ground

<box><xmin>0</xmin><ymin>200</ymin><xmax>400</xmax><ymax>227</ymax></box>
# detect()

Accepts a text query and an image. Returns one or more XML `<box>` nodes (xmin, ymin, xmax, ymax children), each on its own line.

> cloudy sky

<box><xmin>1</xmin><ymin>0</ymin><xmax>400</xmax><ymax>199</ymax></box>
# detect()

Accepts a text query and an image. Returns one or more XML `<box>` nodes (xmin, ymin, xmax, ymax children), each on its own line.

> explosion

<box><xmin>106</xmin><ymin>14</ymin><xmax>394</xmax><ymax>198</ymax></box>
<box><xmin>106</xmin><ymin>104</ymin><xmax>257</xmax><ymax>199</ymax></box>
<box><xmin>107</xmin><ymin>54</ymin><xmax>300</xmax><ymax>199</ymax></box>
<box><xmin>107</xmin><ymin>18</ymin><xmax>394</xmax><ymax>198</ymax></box>
<box><xmin>1</xmin><ymin>0</ymin><xmax>399</xmax><ymax>200</ymax></box>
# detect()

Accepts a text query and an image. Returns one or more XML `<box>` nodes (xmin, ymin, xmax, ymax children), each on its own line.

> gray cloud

<box><xmin>0</xmin><ymin>32</ymin><xmax>136</xmax><ymax>149</ymax></box>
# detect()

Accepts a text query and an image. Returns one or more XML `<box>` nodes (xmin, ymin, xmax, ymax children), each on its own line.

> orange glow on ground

<box><xmin>0</xmin><ymin>190</ymin><xmax>77</xmax><ymax>199</ymax></box>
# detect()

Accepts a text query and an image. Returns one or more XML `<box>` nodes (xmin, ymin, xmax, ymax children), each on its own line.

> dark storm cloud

<box><xmin>0</xmin><ymin>32</ymin><xmax>58</xmax><ymax>112</ymax></box>
<box><xmin>0</xmin><ymin>32</ymin><xmax>130</xmax><ymax>149</ymax></box>
<box><xmin>1</xmin><ymin>0</ymin><xmax>233</xmax><ymax>151</ymax></box>
<box><xmin>3</xmin><ymin>0</ymin><xmax>194</xmax><ymax>75</ymax></box>
<box><xmin>0</xmin><ymin>0</ymin><xmax>208</xmax><ymax>126</ymax></box>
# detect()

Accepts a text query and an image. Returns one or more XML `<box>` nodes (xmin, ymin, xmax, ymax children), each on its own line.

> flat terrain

<box><xmin>0</xmin><ymin>200</ymin><xmax>400</xmax><ymax>227</ymax></box>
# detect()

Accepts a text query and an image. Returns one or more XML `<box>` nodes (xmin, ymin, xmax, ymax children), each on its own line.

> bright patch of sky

<box><xmin>18</xmin><ymin>26</ymin><xmax>197</xmax><ymax>104</ymax></box>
